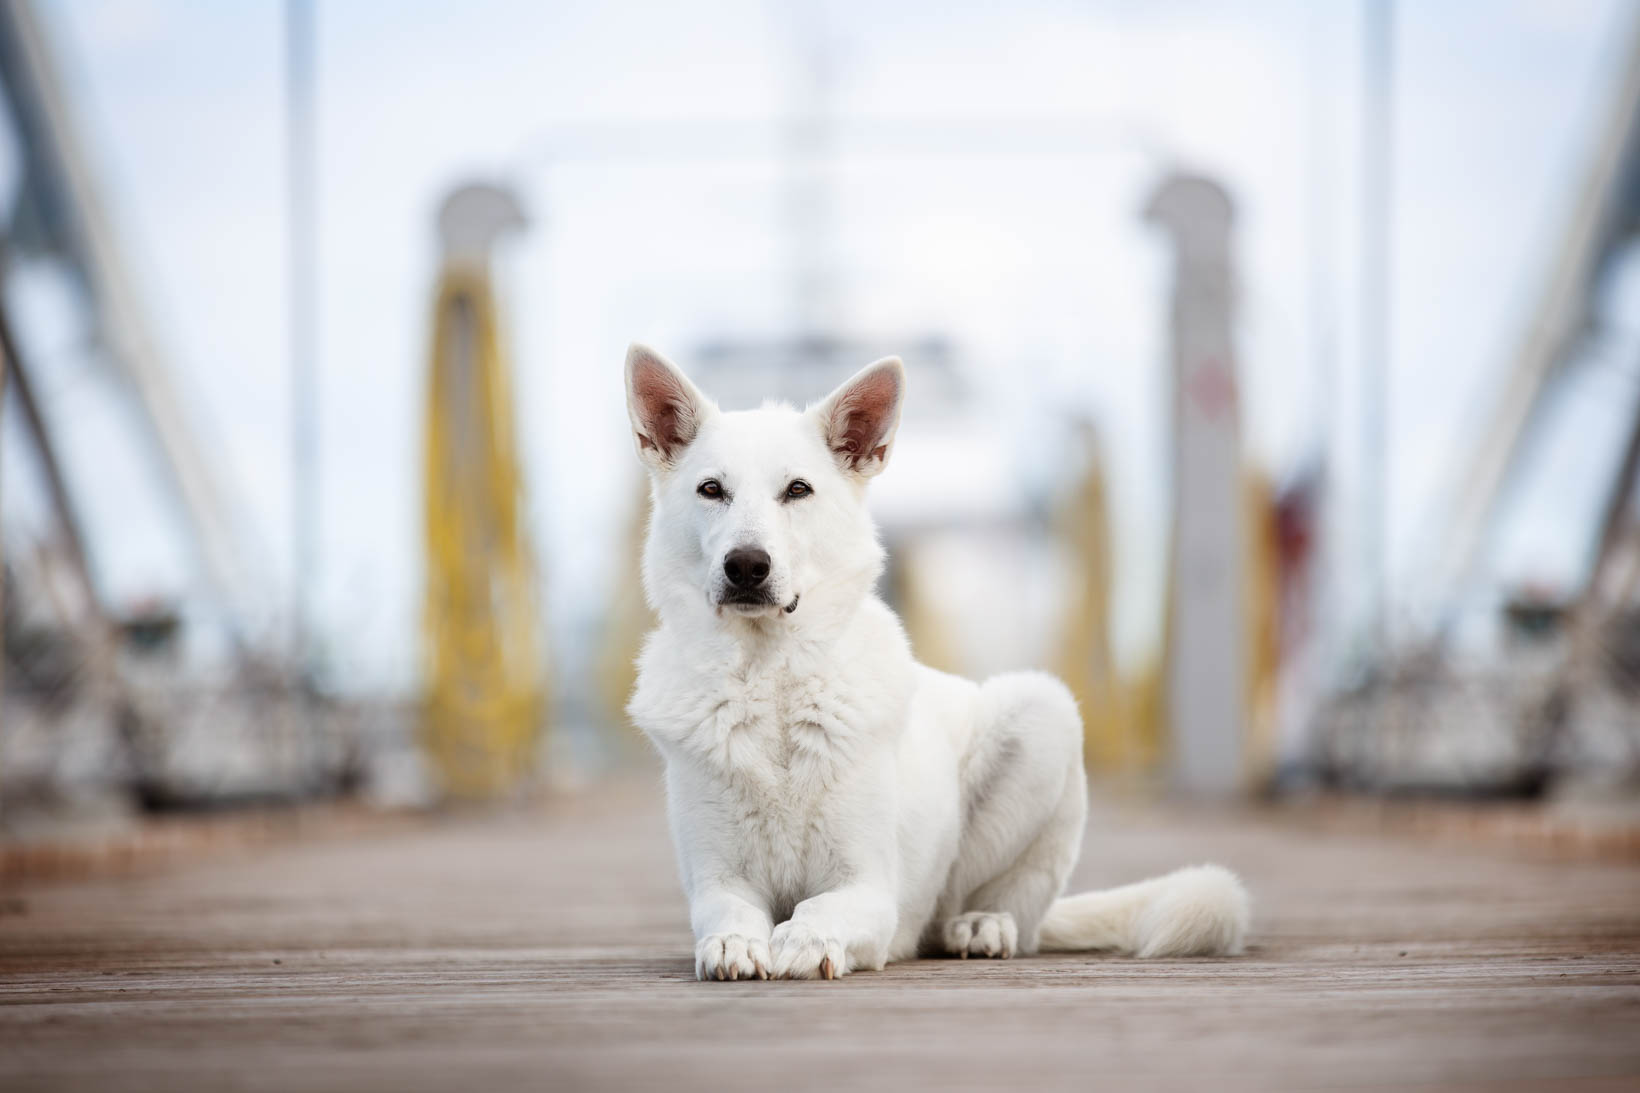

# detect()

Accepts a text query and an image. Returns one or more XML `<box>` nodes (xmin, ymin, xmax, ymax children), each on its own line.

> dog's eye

<box><xmin>697</xmin><ymin>479</ymin><xmax>724</xmax><ymax>500</ymax></box>
<box><xmin>784</xmin><ymin>479</ymin><xmax>812</xmax><ymax>500</ymax></box>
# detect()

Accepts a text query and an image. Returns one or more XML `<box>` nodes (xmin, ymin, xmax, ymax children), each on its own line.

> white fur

<box><xmin>623</xmin><ymin>344</ymin><xmax>1249</xmax><ymax>980</ymax></box>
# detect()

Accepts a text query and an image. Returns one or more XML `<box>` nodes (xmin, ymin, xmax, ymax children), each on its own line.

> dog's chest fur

<box><xmin>631</xmin><ymin>614</ymin><xmax>909</xmax><ymax>912</ymax></box>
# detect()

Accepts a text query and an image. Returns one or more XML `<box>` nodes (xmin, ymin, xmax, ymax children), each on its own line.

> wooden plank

<box><xmin>2</xmin><ymin>779</ymin><xmax>1637</xmax><ymax>1091</ymax></box>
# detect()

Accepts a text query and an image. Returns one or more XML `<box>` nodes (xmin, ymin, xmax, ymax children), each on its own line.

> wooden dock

<box><xmin>3</xmin><ymin>777</ymin><xmax>1639</xmax><ymax>1091</ymax></box>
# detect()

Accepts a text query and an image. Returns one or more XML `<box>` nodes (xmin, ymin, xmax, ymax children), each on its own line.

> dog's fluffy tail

<box><xmin>1037</xmin><ymin>864</ymin><xmax>1250</xmax><ymax>957</ymax></box>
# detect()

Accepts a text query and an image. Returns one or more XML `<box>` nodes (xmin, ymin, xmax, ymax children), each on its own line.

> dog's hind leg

<box><xmin>929</xmin><ymin>671</ymin><xmax>1088</xmax><ymax>958</ymax></box>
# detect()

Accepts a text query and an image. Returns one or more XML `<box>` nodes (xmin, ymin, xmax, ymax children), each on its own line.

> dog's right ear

<box><xmin>625</xmin><ymin>344</ymin><xmax>711</xmax><ymax>470</ymax></box>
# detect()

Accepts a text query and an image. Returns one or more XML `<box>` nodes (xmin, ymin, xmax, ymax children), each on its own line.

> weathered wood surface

<box><xmin>2</xmin><ymin>777</ymin><xmax>1638</xmax><ymax>1091</ymax></box>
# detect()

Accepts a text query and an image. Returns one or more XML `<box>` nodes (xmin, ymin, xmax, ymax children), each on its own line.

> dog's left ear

<box><xmin>812</xmin><ymin>357</ymin><xmax>905</xmax><ymax>478</ymax></box>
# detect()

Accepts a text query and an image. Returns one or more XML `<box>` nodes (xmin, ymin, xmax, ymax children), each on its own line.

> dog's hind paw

<box><xmin>944</xmin><ymin>911</ymin><xmax>1017</xmax><ymax>959</ymax></box>
<box><xmin>770</xmin><ymin>922</ymin><xmax>848</xmax><ymax>980</ymax></box>
<box><xmin>695</xmin><ymin>933</ymin><xmax>771</xmax><ymax>981</ymax></box>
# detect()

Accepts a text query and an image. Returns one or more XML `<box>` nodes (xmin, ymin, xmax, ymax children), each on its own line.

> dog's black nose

<box><xmin>723</xmin><ymin>547</ymin><xmax>771</xmax><ymax>590</ymax></box>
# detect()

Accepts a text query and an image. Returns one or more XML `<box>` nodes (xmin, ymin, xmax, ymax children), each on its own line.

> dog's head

<box><xmin>624</xmin><ymin>344</ymin><xmax>904</xmax><ymax>625</ymax></box>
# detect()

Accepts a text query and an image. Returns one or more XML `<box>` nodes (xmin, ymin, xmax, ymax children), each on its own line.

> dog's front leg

<box><xmin>770</xmin><ymin>885</ymin><xmax>896</xmax><ymax>980</ymax></box>
<box><xmin>690</xmin><ymin>884</ymin><xmax>774</xmax><ymax>981</ymax></box>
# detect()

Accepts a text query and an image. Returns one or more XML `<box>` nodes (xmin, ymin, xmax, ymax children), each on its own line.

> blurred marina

<box><xmin>2</xmin><ymin>0</ymin><xmax>1640</xmax><ymax>836</ymax></box>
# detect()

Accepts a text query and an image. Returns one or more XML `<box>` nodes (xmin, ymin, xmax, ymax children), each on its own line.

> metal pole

<box><xmin>1361</xmin><ymin>0</ymin><xmax>1392</xmax><ymax>672</ymax></box>
<box><xmin>287</xmin><ymin>0</ymin><xmax>318</xmax><ymax>783</ymax></box>
<box><xmin>1308</xmin><ymin>4</ymin><xmax>1339</xmax><ymax>686</ymax></box>
<box><xmin>1360</xmin><ymin>0</ymin><xmax>1395</xmax><ymax>779</ymax></box>
<box><xmin>782</xmin><ymin>1</ymin><xmax>837</xmax><ymax>338</ymax></box>
<box><xmin>0</xmin><ymin>305</ymin><xmax>97</xmax><ymax>599</ymax></box>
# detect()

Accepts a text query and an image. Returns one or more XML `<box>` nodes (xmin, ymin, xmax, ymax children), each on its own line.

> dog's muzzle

<box><xmin>718</xmin><ymin>546</ymin><xmax>797</xmax><ymax>615</ymax></box>
<box><xmin>715</xmin><ymin>591</ymin><xmax>800</xmax><ymax>615</ymax></box>
<box><xmin>718</xmin><ymin>592</ymin><xmax>801</xmax><ymax>613</ymax></box>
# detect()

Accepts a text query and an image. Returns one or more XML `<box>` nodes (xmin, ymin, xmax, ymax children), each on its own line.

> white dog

<box><xmin>624</xmin><ymin>345</ymin><xmax>1249</xmax><ymax>980</ymax></box>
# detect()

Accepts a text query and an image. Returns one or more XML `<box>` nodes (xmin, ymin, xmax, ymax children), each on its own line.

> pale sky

<box><xmin>8</xmin><ymin>0</ymin><xmax>1630</xmax><ymax>693</ymax></box>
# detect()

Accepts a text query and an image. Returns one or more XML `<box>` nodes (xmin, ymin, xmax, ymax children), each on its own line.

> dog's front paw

<box><xmin>770</xmin><ymin>922</ymin><xmax>848</xmax><ymax>980</ymax></box>
<box><xmin>944</xmin><ymin>911</ymin><xmax>1017</xmax><ymax>959</ymax></box>
<box><xmin>695</xmin><ymin>933</ymin><xmax>771</xmax><ymax>981</ymax></box>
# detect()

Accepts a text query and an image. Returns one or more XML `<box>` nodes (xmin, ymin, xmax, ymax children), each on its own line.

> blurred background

<box><xmin>4</xmin><ymin>0</ymin><xmax>1640</xmax><ymax>833</ymax></box>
